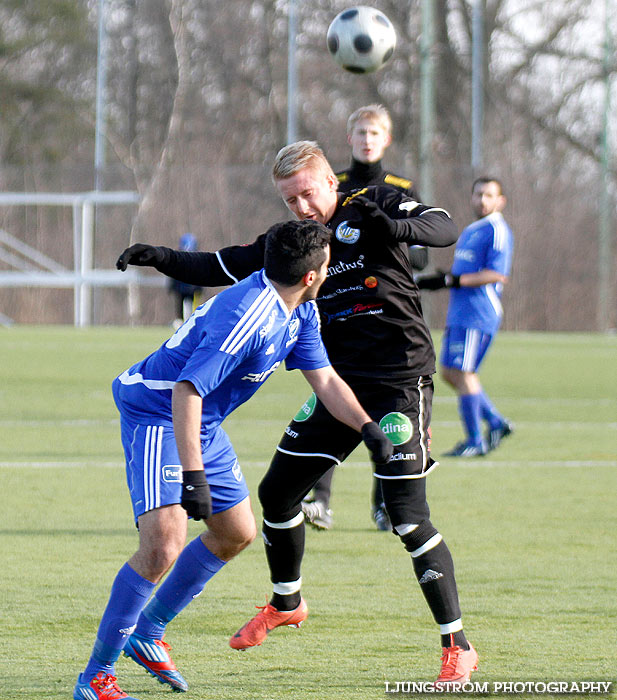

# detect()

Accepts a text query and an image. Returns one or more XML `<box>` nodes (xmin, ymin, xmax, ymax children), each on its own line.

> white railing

<box><xmin>0</xmin><ymin>191</ymin><xmax>165</xmax><ymax>326</ymax></box>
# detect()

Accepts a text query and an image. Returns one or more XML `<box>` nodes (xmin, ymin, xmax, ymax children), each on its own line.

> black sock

<box><xmin>411</xmin><ymin>539</ymin><xmax>461</xmax><ymax>623</ymax></box>
<box><xmin>261</xmin><ymin>518</ymin><xmax>304</xmax><ymax>612</ymax></box>
<box><xmin>270</xmin><ymin>592</ymin><xmax>302</xmax><ymax>611</ymax></box>
<box><xmin>262</xmin><ymin>519</ymin><xmax>305</xmax><ymax>582</ymax></box>
<box><xmin>401</xmin><ymin>521</ymin><xmax>467</xmax><ymax>649</ymax></box>
<box><xmin>441</xmin><ymin>631</ymin><xmax>469</xmax><ymax>650</ymax></box>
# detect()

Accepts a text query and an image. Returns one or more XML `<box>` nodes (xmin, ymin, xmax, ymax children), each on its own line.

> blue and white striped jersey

<box><xmin>113</xmin><ymin>270</ymin><xmax>330</xmax><ymax>431</ymax></box>
<box><xmin>446</xmin><ymin>212</ymin><xmax>513</xmax><ymax>334</ymax></box>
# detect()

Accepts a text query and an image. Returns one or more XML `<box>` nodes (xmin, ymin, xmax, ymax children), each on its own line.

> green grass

<box><xmin>0</xmin><ymin>327</ymin><xmax>616</xmax><ymax>700</ymax></box>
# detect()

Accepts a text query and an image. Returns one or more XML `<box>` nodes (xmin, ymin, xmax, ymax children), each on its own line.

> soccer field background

<box><xmin>1</xmin><ymin>326</ymin><xmax>616</xmax><ymax>700</ymax></box>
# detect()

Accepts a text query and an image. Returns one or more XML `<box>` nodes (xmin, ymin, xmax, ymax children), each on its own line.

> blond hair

<box><xmin>346</xmin><ymin>104</ymin><xmax>392</xmax><ymax>136</ymax></box>
<box><xmin>272</xmin><ymin>141</ymin><xmax>336</xmax><ymax>182</ymax></box>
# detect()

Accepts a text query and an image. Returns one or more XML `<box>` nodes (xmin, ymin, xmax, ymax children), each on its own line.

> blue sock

<box><xmin>135</xmin><ymin>537</ymin><xmax>226</xmax><ymax>639</ymax></box>
<box><xmin>478</xmin><ymin>391</ymin><xmax>504</xmax><ymax>429</ymax></box>
<box><xmin>459</xmin><ymin>393</ymin><xmax>483</xmax><ymax>445</ymax></box>
<box><xmin>83</xmin><ymin>563</ymin><xmax>155</xmax><ymax>681</ymax></box>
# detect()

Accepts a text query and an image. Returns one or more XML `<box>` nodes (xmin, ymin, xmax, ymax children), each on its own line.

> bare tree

<box><xmin>0</xmin><ymin>0</ymin><xmax>614</xmax><ymax>328</ymax></box>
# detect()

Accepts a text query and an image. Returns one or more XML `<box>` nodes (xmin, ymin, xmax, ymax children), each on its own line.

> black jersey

<box><xmin>151</xmin><ymin>186</ymin><xmax>457</xmax><ymax>381</ymax></box>
<box><xmin>336</xmin><ymin>159</ymin><xmax>420</xmax><ymax>200</ymax></box>
<box><xmin>337</xmin><ymin>159</ymin><xmax>428</xmax><ymax>271</ymax></box>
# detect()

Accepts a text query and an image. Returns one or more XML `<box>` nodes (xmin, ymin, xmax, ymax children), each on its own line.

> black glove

<box><xmin>361</xmin><ymin>421</ymin><xmax>393</xmax><ymax>465</ymax></box>
<box><xmin>181</xmin><ymin>470</ymin><xmax>212</xmax><ymax>521</ymax></box>
<box><xmin>351</xmin><ymin>195</ymin><xmax>397</xmax><ymax>237</ymax></box>
<box><xmin>415</xmin><ymin>270</ymin><xmax>460</xmax><ymax>290</ymax></box>
<box><xmin>116</xmin><ymin>243</ymin><xmax>166</xmax><ymax>271</ymax></box>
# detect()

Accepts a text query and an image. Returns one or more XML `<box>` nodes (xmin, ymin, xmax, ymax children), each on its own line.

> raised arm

<box><xmin>345</xmin><ymin>190</ymin><xmax>459</xmax><ymax>248</ymax></box>
<box><xmin>116</xmin><ymin>234</ymin><xmax>268</xmax><ymax>288</ymax></box>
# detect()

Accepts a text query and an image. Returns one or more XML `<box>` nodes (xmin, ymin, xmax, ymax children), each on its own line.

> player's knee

<box><xmin>382</xmin><ymin>480</ymin><xmax>430</xmax><ymax>531</ymax></box>
<box><xmin>440</xmin><ymin>366</ymin><xmax>458</xmax><ymax>388</ymax></box>
<box><xmin>137</xmin><ymin>540</ymin><xmax>184</xmax><ymax>580</ymax></box>
<box><xmin>259</xmin><ymin>450</ymin><xmax>334</xmax><ymax>521</ymax></box>
<box><xmin>240</xmin><ymin>519</ymin><xmax>258</xmax><ymax>549</ymax></box>
<box><xmin>257</xmin><ymin>460</ymin><xmax>301</xmax><ymax>520</ymax></box>
<box><xmin>257</xmin><ymin>477</ymin><xmax>276</xmax><ymax>512</ymax></box>
<box><xmin>398</xmin><ymin>519</ymin><xmax>439</xmax><ymax>553</ymax></box>
<box><xmin>217</xmin><ymin>520</ymin><xmax>257</xmax><ymax>560</ymax></box>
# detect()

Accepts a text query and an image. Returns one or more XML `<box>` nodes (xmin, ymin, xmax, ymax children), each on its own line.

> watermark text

<box><xmin>384</xmin><ymin>680</ymin><xmax>613</xmax><ymax>695</ymax></box>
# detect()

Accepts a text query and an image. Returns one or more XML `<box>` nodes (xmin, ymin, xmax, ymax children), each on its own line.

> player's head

<box><xmin>346</xmin><ymin>104</ymin><xmax>392</xmax><ymax>164</ymax></box>
<box><xmin>264</xmin><ymin>219</ymin><xmax>331</xmax><ymax>300</ymax></box>
<box><xmin>272</xmin><ymin>141</ymin><xmax>339</xmax><ymax>225</ymax></box>
<box><xmin>471</xmin><ymin>177</ymin><xmax>506</xmax><ymax>219</ymax></box>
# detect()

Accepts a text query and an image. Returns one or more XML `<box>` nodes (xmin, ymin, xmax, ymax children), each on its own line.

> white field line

<box><xmin>433</xmin><ymin>396</ymin><xmax>617</xmax><ymax>406</ymax></box>
<box><xmin>431</xmin><ymin>421</ymin><xmax>617</xmax><ymax>430</ymax></box>
<box><xmin>0</xmin><ymin>419</ymin><xmax>119</xmax><ymax>426</ymax></box>
<box><xmin>1</xmin><ymin>419</ymin><xmax>615</xmax><ymax>431</ymax></box>
<box><xmin>2</xmin><ymin>459</ymin><xmax>616</xmax><ymax>469</ymax></box>
<box><xmin>1</xmin><ymin>461</ymin><xmax>124</xmax><ymax>468</ymax></box>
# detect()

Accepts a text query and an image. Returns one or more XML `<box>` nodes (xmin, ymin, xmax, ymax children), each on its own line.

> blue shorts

<box><xmin>119</xmin><ymin>417</ymin><xmax>249</xmax><ymax>522</ymax></box>
<box><xmin>440</xmin><ymin>326</ymin><xmax>494</xmax><ymax>373</ymax></box>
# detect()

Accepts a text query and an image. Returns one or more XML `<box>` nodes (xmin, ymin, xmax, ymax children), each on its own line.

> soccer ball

<box><xmin>326</xmin><ymin>6</ymin><xmax>396</xmax><ymax>74</ymax></box>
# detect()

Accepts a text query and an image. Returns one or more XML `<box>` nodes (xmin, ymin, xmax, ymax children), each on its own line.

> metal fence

<box><xmin>0</xmin><ymin>191</ymin><xmax>165</xmax><ymax>326</ymax></box>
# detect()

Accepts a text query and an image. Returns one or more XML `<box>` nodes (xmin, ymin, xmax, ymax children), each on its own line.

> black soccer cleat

<box><xmin>487</xmin><ymin>420</ymin><xmax>514</xmax><ymax>451</ymax></box>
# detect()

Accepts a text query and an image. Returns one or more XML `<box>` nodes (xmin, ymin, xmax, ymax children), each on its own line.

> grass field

<box><xmin>1</xmin><ymin>326</ymin><xmax>616</xmax><ymax>700</ymax></box>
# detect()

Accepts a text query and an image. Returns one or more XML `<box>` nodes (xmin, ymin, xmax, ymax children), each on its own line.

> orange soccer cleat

<box><xmin>435</xmin><ymin>643</ymin><xmax>478</xmax><ymax>686</ymax></box>
<box><xmin>229</xmin><ymin>597</ymin><xmax>308</xmax><ymax>650</ymax></box>
<box><xmin>73</xmin><ymin>672</ymin><xmax>139</xmax><ymax>700</ymax></box>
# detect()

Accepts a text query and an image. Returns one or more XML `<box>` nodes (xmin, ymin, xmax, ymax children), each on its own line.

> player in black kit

<box><xmin>336</xmin><ymin>104</ymin><xmax>428</xmax><ymax>270</ymax></box>
<box><xmin>336</xmin><ymin>105</ymin><xmax>419</xmax><ymax>194</ymax></box>
<box><xmin>305</xmin><ymin>104</ymin><xmax>428</xmax><ymax>531</ymax></box>
<box><xmin>116</xmin><ymin>141</ymin><xmax>478</xmax><ymax>685</ymax></box>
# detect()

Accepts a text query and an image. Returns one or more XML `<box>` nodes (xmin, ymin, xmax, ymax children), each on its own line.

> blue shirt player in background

<box><xmin>73</xmin><ymin>220</ymin><xmax>392</xmax><ymax>700</ymax></box>
<box><xmin>417</xmin><ymin>177</ymin><xmax>514</xmax><ymax>457</ymax></box>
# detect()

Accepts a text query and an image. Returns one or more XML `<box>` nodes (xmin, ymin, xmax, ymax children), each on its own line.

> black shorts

<box><xmin>260</xmin><ymin>376</ymin><xmax>435</xmax><ymax>525</ymax></box>
<box><xmin>278</xmin><ymin>375</ymin><xmax>435</xmax><ymax>479</ymax></box>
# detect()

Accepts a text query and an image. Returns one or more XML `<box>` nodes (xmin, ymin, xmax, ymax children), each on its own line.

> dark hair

<box><xmin>472</xmin><ymin>176</ymin><xmax>504</xmax><ymax>195</ymax></box>
<box><xmin>264</xmin><ymin>220</ymin><xmax>331</xmax><ymax>286</ymax></box>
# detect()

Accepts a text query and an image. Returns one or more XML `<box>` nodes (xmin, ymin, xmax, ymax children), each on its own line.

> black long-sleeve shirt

<box><xmin>337</xmin><ymin>159</ymin><xmax>428</xmax><ymax>271</ymax></box>
<box><xmin>150</xmin><ymin>186</ymin><xmax>457</xmax><ymax>381</ymax></box>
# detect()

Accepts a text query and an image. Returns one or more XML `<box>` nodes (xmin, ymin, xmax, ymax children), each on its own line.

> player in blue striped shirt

<box><xmin>73</xmin><ymin>220</ymin><xmax>392</xmax><ymax>700</ymax></box>
<box><xmin>418</xmin><ymin>177</ymin><xmax>514</xmax><ymax>457</ymax></box>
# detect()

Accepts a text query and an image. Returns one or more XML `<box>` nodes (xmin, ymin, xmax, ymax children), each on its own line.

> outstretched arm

<box><xmin>116</xmin><ymin>234</ymin><xmax>268</xmax><ymax>288</ymax></box>
<box><xmin>457</xmin><ymin>269</ymin><xmax>508</xmax><ymax>287</ymax></box>
<box><xmin>417</xmin><ymin>267</ymin><xmax>508</xmax><ymax>290</ymax></box>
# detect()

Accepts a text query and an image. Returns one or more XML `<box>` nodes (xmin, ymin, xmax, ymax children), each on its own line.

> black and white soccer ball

<box><xmin>326</xmin><ymin>6</ymin><xmax>396</xmax><ymax>74</ymax></box>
